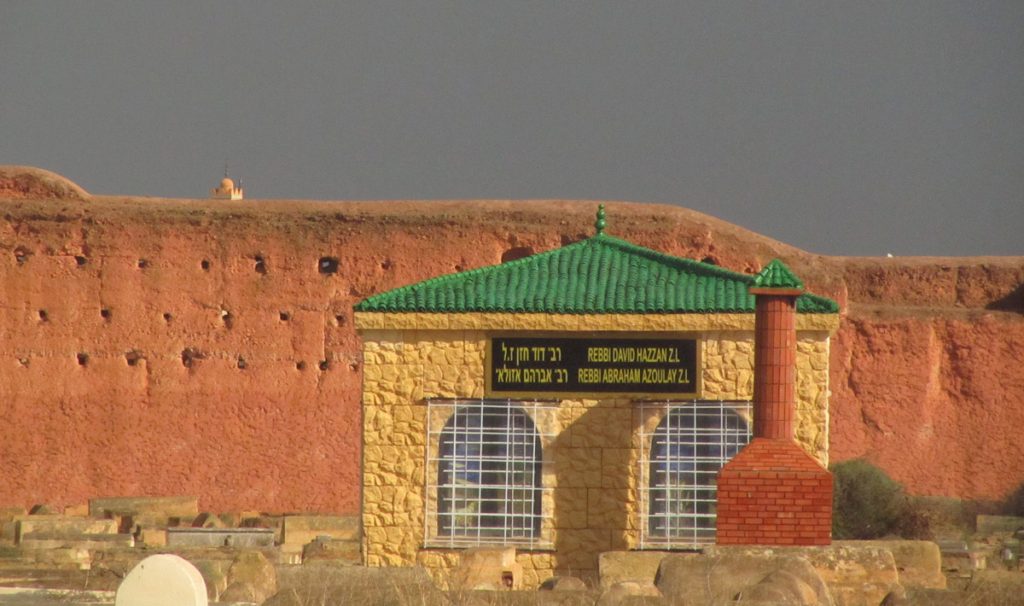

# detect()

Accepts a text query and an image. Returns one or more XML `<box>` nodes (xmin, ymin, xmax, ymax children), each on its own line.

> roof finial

<box><xmin>224</xmin><ymin>161</ymin><xmax>229</xmax><ymax>179</ymax></box>
<box><xmin>595</xmin><ymin>204</ymin><xmax>607</xmax><ymax>235</ymax></box>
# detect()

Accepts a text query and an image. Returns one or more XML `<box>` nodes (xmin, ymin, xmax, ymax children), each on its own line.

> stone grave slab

<box><xmin>598</xmin><ymin>550</ymin><xmax>673</xmax><ymax>590</ymax></box>
<box><xmin>15</xmin><ymin>516</ymin><xmax>118</xmax><ymax>543</ymax></box>
<box><xmin>19</xmin><ymin>532</ymin><xmax>134</xmax><ymax>550</ymax></box>
<box><xmin>977</xmin><ymin>515</ymin><xmax>1024</xmax><ymax>535</ymax></box>
<box><xmin>282</xmin><ymin>515</ymin><xmax>359</xmax><ymax>546</ymax></box>
<box><xmin>166</xmin><ymin>527</ymin><xmax>275</xmax><ymax>548</ymax></box>
<box><xmin>90</xmin><ymin>496</ymin><xmax>198</xmax><ymax>521</ymax></box>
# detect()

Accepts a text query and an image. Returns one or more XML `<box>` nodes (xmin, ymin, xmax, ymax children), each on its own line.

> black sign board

<box><xmin>488</xmin><ymin>336</ymin><xmax>698</xmax><ymax>396</ymax></box>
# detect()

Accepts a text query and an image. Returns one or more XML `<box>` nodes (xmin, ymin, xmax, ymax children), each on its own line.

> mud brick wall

<box><xmin>5</xmin><ymin>173</ymin><xmax>1021</xmax><ymax>515</ymax></box>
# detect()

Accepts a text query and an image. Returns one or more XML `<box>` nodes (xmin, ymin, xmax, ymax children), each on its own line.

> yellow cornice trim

<box><xmin>354</xmin><ymin>312</ymin><xmax>840</xmax><ymax>333</ymax></box>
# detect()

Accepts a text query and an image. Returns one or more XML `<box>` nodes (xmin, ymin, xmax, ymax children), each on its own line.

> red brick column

<box><xmin>753</xmin><ymin>294</ymin><xmax>797</xmax><ymax>440</ymax></box>
<box><xmin>715</xmin><ymin>281</ymin><xmax>832</xmax><ymax>546</ymax></box>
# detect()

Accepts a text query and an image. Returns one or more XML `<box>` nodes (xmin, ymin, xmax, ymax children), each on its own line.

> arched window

<box><xmin>436</xmin><ymin>402</ymin><xmax>543</xmax><ymax>543</ymax></box>
<box><xmin>644</xmin><ymin>401</ymin><xmax>750</xmax><ymax>547</ymax></box>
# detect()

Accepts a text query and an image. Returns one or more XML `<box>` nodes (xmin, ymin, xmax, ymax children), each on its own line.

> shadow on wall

<box><xmin>986</xmin><ymin>281</ymin><xmax>1024</xmax><ymax>313</ymax></box>
<box><xmin>501</xmin><ymin>247</ymin><xmax>535</xmax><ymax>263</ymax></box>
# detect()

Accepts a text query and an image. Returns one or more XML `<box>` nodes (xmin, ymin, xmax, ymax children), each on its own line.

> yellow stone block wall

<box><xmin>358</xmin><ymin>314</ymin><xmax>834</xmax><ymax>587</ymax></box>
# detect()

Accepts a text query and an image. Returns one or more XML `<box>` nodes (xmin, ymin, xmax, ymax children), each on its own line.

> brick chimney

<box><xmin>715</xmin><ymin>260</ymin><xmax>832</xmax><ymax>546</ymax></box>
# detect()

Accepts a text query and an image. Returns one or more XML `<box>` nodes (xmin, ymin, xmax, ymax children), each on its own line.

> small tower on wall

<box><xmin>210</xmin><ymin>167</ymin><xmax>244</xmax><ymax>200</ymax></box>
<box><xmin>715</xmin><ymin>259</ymin><xmax>833</xmax><ymax>546</ymax></box>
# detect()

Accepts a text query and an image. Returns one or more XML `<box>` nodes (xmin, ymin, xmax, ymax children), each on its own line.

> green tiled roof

<box><xmin>753</xmin><ymin>259</ymin><xmax>805</xmax><ymax>290</ymax></box>
<box><xmin>355</xmin><ymin>233</ymin><xmax>838</xmax><ymax>314</ymax></box>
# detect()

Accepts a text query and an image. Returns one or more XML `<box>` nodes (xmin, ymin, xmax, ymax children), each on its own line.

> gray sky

<box><xmin>2</xmin><ymin>2</ymin><xmax>1021</xmax><ymax>256</ymax></box>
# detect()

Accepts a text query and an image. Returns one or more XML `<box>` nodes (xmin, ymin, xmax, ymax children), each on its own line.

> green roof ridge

<box><xmin>356</xmin><ymin>234</ymin><xmax>838</xmax><ymax>314</ymax></box>
<box><xmin>753</xmin><ymin>259</ymin><xmax>805</xmax><ymax>290</ymax></box>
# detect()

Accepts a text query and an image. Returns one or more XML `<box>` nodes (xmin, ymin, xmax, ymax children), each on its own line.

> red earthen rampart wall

<box><xmin>830</xmin><ymin>313</ymin><xmax>1024</xmax><ymax>500</ymax></box>
<box><xmin>1</xmin><ymin>168</ymin><xmax>1022</xmax><ymax>512</ymax></box>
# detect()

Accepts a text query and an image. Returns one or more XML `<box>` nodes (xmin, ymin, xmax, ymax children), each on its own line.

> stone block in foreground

<box><xmin>597</xmin><ymin>550</ymin><xmax>675</xmax><ymax>590</ymax></box>
<box><xmin>282</xmin><ymin>515</ymin><xmax>360</xmax><ymax>547</ymax></box>
<box><xmin>654</xmin><ymin>544</ymin><xmax>905</xmax><ymax>606</ymax></box>
<box><xmin>841</xmin><ymin>540</ymin><xmax>945</xmax><ymax>590</ymax></box>
<box><xmin>655</xmin><ymin>548</ymin><xmax>832</xmax><ymax>606</ymax></box>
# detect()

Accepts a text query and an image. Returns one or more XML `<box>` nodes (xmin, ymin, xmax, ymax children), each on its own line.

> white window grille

<box><xmin>425</xmin><ymin>399</ymin><xmax>556</xmax><ymax>548</ymax></box>
<box><xmin>637</xmin><ymin>400</ymin><xmax>751</xmax><ymax>549</ymax></box>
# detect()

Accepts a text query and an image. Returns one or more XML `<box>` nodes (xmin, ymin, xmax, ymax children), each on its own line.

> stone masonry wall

<box><xmin>359</xmin><ymin>315</ymin><xmax>832</xmax><ymax>587</ymax></box>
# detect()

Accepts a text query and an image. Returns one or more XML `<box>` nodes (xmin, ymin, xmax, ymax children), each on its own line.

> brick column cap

<box><xmin>750</xmin><ymin>259</ymin><xmax>805</xmax><ymax>295</ymax></box>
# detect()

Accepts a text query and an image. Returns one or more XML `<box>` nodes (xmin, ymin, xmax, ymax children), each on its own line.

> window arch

<box><xmin>436</xmin><ymin>402</ymin><xmax>543</xmax><ymax>543</ymax></box>
<box><xmin>643</xmin><ymin>400</ymin><xmax>751</xmax><ymax>547</ymax></box>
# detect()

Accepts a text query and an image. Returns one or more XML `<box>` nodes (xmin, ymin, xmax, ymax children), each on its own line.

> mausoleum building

<box><xmin>210</xmin><ymin>173</ymin><xmax>243</xmax><ymax>200</ymax></box>
<box><xmin>353</xmin><ymin>209</ymin><xmax>840</xmax><ymax>585</ymax></box>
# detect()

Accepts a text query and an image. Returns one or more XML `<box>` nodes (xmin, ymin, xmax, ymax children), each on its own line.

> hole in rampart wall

<box><xmin>181</xmin><ymin>348</ymin><xmax>206</xmax><ymax>368</ymax></box>
<box><xmin>501</xmin><ymin>246</ymin><xmax>534</xmax><ymax>263</ymax></box>
<box><xmin>334</xmin><ymin>314</ymin><xmax>346</xmax><ymax>327</ymax></box>
<box><xmin>221</xmin><ymin>310</ymin><xmax>234</xmax><ymax>329</ymax></box>
<box><xmin>254</xmin><ymin>255</ymin><xmax>267</xmax><ymax>274</ymax></box>
<box><xmin>348</xmin><ymin>362</ymin><xmax>359</xmax><ymax>372</ymax></box>
<box><xmin>38</xmin><ymin>310</ymin><xmax>48</xmax><ymax>322</ymax></box>
<box><xmin>237</xmin><ymin>356</ymin><xmax>247</xmax><ymax>370</ymax></box>
<box><xmin>124</xmin><ymin>350</ymin><xmax>143</xmax><ymax>366</ymax></box>
<box><xmin>18</xmin><ymin>357</ymin><xmax>29</xmax><ymax>367</ymax></box>
<box><xmin>137</xmin><ymin>259</ymin><xmax>149</xmax><ymax>269</ymax></box>
<box><xmin>201</xmin><ymin>259</ymin><xmax>211</xmax><ymax>271</ymax></box>
<box><xmin>295</xmin><ymin>361</ymin><xmax>307</xmax><ymax>371</ymax></box>
<box><xmin>701</xmin><ymin>256</ymin><xmax>718</xmax><ymax>266</ymax></box>
<box><xmin>318</xmin><ymin>360</ymin><xmax>330</xmax><ymax>371</ymax></box>
<box><xmin>74</xmin><ymin>255</ymin><xmax>87</xmax><ymax>267</ymax></box>
<box><xmin>100</xmin><ymin>309</ymin><xmax>111</xmax><ymax>321</ymax></box>
<box><xmin>163</xmin><ymin>312</ymin><xmax>173</xmax><ymax>323</ymax></box>
<box><xmin>77</xmin><ymin>353</ymin><xmax>88</xmax><ymax>366</ymax></box>
<box><xmin>454</xmin><ymin>264</ymin><xmax>464</xmax><ymax>272</ymax></box>
<box><xmin>14</xmin><ymin>247</ymin><xmax>30</xmax><ymax>265</ymax></box>
<box><xmin>318</xmin><ymin>257</ymin><xmax>339</xmax><ymax>274</ymax></box>
<box><xmin>380</xmin><ymin>259</ymin><xmax>393</xmax><ymax>270</ymax></box>
<box><xmin>279</xmin><ymin>311</ymin><xmax>291</xmax><ymax>322</ymax></box>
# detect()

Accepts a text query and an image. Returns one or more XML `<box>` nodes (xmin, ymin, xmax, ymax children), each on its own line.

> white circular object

<box><xmin>115</xmin><ymin>554</ymin><xmax>208</xmax><ymax>606</ymax></box>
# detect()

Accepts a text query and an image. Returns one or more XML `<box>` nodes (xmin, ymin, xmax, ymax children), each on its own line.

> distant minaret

<box><xmin>210</xmin><ymin>164</ymin><xmax>244</xmax><ymax>200</ymax></box>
